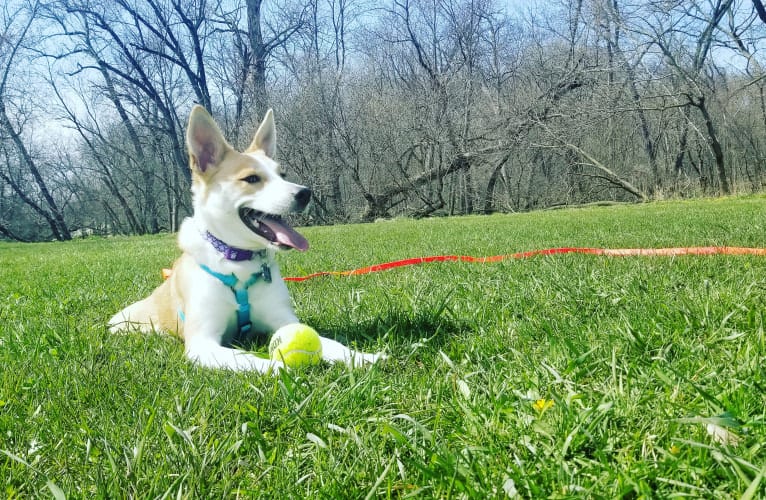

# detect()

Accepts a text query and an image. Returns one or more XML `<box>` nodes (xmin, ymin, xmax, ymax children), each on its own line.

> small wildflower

<box><xmin>533</xmin><ymin>399</ymin><xmax>554</xmax><ymax>415</ymax></box>
<box><xmin>669</xmin><ymin>444</ymin><xmax>680</xmax><ymax>455</ymax></box>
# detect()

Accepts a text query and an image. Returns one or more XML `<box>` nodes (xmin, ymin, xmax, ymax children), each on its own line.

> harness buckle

<box><xmin>261</xmin><ymin>263</ymin><xmax>272</xmax><ymax>283</ymax></box>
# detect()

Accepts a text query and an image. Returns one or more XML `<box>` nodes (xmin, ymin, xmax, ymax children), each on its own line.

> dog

<box><xmin>109</xmin><ymin>105</ymin><xmax>382</xmax><ymax>373</ymax></box>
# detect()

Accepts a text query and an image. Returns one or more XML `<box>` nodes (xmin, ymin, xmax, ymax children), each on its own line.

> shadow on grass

<box><xmin>330</xmin><ymin>314</ymin><xmax>467</xmax><ymax>346</ymax></box>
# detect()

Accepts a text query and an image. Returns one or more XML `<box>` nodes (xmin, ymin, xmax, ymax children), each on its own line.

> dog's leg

<box><xmin>182</xmin><ymin>295</ymin><xmax>284</xmax><ymax>373</ymax></box>
<box><xmin>185</xmin><ymin>337</ymin><xmax>283</xmax><ymax>373</ymax></box>
<box><xmin>109</xmin><ymin>279</ymin><xmax>175</xmax><ymax>334</ymax></box>
<box><xmin>318</xmin><ymin>336</ymin><xmax>384</xmax><ymax>367</ymax></box>
<box><xmin>108</xmin><ymin>299</ymin><xmax>157</xmax><ymax>334</ymax></box>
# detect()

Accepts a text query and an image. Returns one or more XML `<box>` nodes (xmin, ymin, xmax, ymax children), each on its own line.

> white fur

<box><xmin>109</xmin><ymin>106</ymin><xmax>383</xmax><ymax>373</ymax></box>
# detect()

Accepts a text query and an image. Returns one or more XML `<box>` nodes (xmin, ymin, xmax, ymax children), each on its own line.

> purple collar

<box><xmin>204</xmin><ymin>231</ymin><xmax>262</xmax><ymax>261</ymax></box>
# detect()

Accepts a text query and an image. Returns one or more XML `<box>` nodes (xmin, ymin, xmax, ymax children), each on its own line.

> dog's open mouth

<box><xmin>239</xmin><ymin>208</ymin><xmax>309</xmax><ymax>251</ymax></box>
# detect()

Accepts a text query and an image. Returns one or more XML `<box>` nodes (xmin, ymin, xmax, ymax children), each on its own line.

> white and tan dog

<box><xmin>109</xmin><ymin>105</ymin><xmax>382</xmax><ymax>373</ymax></box>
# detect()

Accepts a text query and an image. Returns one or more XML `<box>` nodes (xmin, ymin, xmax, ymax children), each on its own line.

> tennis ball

<box><xmin>269</xmin><ymin>323</ymin><xmax>322</xmax><ymax>368</ymax></box>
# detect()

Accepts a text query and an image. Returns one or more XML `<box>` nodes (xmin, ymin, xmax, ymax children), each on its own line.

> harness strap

<box><xmin>198</xmin><ymin>262</ymin><xmax>272</xmax><ymax>338</ymax></box>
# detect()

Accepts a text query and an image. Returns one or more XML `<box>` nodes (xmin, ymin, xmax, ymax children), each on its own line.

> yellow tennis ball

<box><xmin>269</xmin><ymin>323</ymin><xmax>322</xmax><ymax>368</ymax></box>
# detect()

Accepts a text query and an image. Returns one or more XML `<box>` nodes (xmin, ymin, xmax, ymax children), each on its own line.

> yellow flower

<box><xmin>669</xmin><ymin>444</ymin><xmax>680</xmax><ymax>455</ymax></box>
<box><xmin>533</xmin><ymin>399</ymin><xmax>554</xmax><ymax>414</ymax></box>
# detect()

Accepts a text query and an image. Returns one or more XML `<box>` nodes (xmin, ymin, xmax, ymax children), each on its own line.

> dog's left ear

<box><xmin>186</xmin><ymin>105</ymin><xmax>231</xmax><ymax>174</ymax></box>
<box><xmin>246</xmin><ymin>109</ymin><xmax>276</xmax><ymax>158</ymax></box>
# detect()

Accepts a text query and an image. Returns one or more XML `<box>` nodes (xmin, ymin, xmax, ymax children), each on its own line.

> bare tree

<box><xmin>3</xmin><ymin>0</ymin><xmax>766</xmax><ymax>240</ymax></box>
<box><xmin>632</xmin><ymin>0</ymin><xmax>735</xmax><ymax>194</ymax></box>
<box><xmin>43</xmin><ymin>0</ymin><xmax>226</xmax><ymax>232</ymax></box>
<box><xmin>597</xmin><ymin>0</ymin><xmax>660</xmax><ymax>191</ymax></box>
<box><xmin>214</xmin><ymin>0</ymin><xmax>307</xmax><ymax>141</ymax></box>
<box><xmin>0</xmin><ymin>1</ymin><xmax>70</xmax><ymax>240</ymax></box>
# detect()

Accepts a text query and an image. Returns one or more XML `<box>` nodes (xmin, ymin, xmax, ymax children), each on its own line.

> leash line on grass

<box><xmin>283</xmin><ymin>246</ymin><xmax>766</xmax><ymax>282</ymax></box>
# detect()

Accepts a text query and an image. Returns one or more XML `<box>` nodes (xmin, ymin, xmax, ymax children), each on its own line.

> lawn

<box><xmin>1</xmin><ymin>196</ymin><xmax>765</xmax><ymax>498</ymax></box>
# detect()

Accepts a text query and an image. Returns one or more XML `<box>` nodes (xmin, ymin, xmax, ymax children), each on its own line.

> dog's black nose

<box><xmin>295</xmin><ymin>187</ymin><xmax>311</xmax><ymax>210</ymax></box>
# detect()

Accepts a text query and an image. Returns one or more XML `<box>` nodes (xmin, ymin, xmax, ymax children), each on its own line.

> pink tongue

<box><xmin>262</xmin><ymin>217</ymin><xmax>309</xmax><ymax>251</ymax></box>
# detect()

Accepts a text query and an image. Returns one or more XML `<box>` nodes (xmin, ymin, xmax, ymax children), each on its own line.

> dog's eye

<box><xmin>241</xmin><ymin>174</ymin><xmax>261</xmax><ymax>184</ymax></box>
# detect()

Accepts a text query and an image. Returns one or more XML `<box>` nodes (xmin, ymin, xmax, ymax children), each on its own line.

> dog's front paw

<box><xmin>317</xmin><ymin>336</ymin><xmax>387</xmax><ymax>368</ymax></box>
<box><xmin>187</xmin><ymin>342</ymin><xmax>284</xmax><ymax>374</ymax></box>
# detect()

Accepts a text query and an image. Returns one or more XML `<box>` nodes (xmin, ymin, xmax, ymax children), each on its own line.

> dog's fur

<box><xmin>109</xmin><ymin>105</ymin><xmax>382</xmax><ymax>373</ymax></box>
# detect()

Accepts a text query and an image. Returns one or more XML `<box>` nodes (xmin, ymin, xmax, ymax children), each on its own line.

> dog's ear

<box><xmin>246</xmin><ymin>109</ymin><xmax>276</xmax><ymax>158</ymax></box>
<box><xmin>186</xmin><ymin>105</ymin><xmax>231</xmax><ymax>174</ymax></box>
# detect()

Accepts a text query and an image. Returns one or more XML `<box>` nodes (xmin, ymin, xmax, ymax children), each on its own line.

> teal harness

<box><xmin>199</xmin><ymin>262</ymin><xmax>272</xmax><ymax>338</ymax></box>
<box><xmin>180</xmin><ymin>232</ymin><xmax>273</xmax><ymax>341</ymax></box>
<box><xmin>179</xmin><ymin>261</ymin><xmax>272</xmax><ymax>340</ymax></box>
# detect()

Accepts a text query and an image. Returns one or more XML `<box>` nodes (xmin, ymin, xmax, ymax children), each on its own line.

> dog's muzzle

<box><xmin>238</xmin><ymin>187</ymin><xmax>311</xmax><ymax>251</ymax></box>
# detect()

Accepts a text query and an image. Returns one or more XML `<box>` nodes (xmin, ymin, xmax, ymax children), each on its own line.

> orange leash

<box><xmin>282</xmin><ymin>246</ymin><xmax>766</xmax><ymax>282</ymax></box>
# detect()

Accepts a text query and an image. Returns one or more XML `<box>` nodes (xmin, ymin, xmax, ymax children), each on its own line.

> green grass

<box><xmin>1</xmin><ymin>196</ymin><xmax>766</xmax><ymax>498</ymax></box>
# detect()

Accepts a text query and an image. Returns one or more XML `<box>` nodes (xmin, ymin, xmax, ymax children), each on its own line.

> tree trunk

<box><xmin>95</xmin><ymin>59</ymin><xmax>158</xmax><ymax>233</ymax></box>
<box><xmin>564</xmin><ymin>142</ymin><xmax>647</xmax><ymax>201</ymax></box>
<box><xmin>483</xmin><ymin>152</ymin><xmax>512</xmax><ymax>214</ymax></box>
<box><xmin>246</xmin><ymin>0</ymin><xmax>269</xmax><ymax>118</ymax></box>
<box><xmin>0</xmin><ymin>102</ymin><xmax>70</xmax><ymax>240</ymax></box>
<box><xmin>691</xmin><ymin>95</ymin><xmax>730</xmax><ymax>194</ymax></box>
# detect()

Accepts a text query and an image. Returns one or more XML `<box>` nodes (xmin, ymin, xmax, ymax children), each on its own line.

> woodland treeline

<box><xmin>2</xmin><ymin>0</ymin><xmax>766</xmax><ymax>241</ymax></box>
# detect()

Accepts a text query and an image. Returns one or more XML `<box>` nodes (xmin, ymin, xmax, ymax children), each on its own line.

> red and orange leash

<box><xmin>282</xmin><ymin>246</ymin><xmax>766</xmax><ymax>282</ymax></box>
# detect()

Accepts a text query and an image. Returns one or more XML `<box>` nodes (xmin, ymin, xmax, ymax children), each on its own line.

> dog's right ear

<box><xmin>186</xmin><ymin>105</ymin><xmax>231</xmax><ymax>174</ymax></box>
